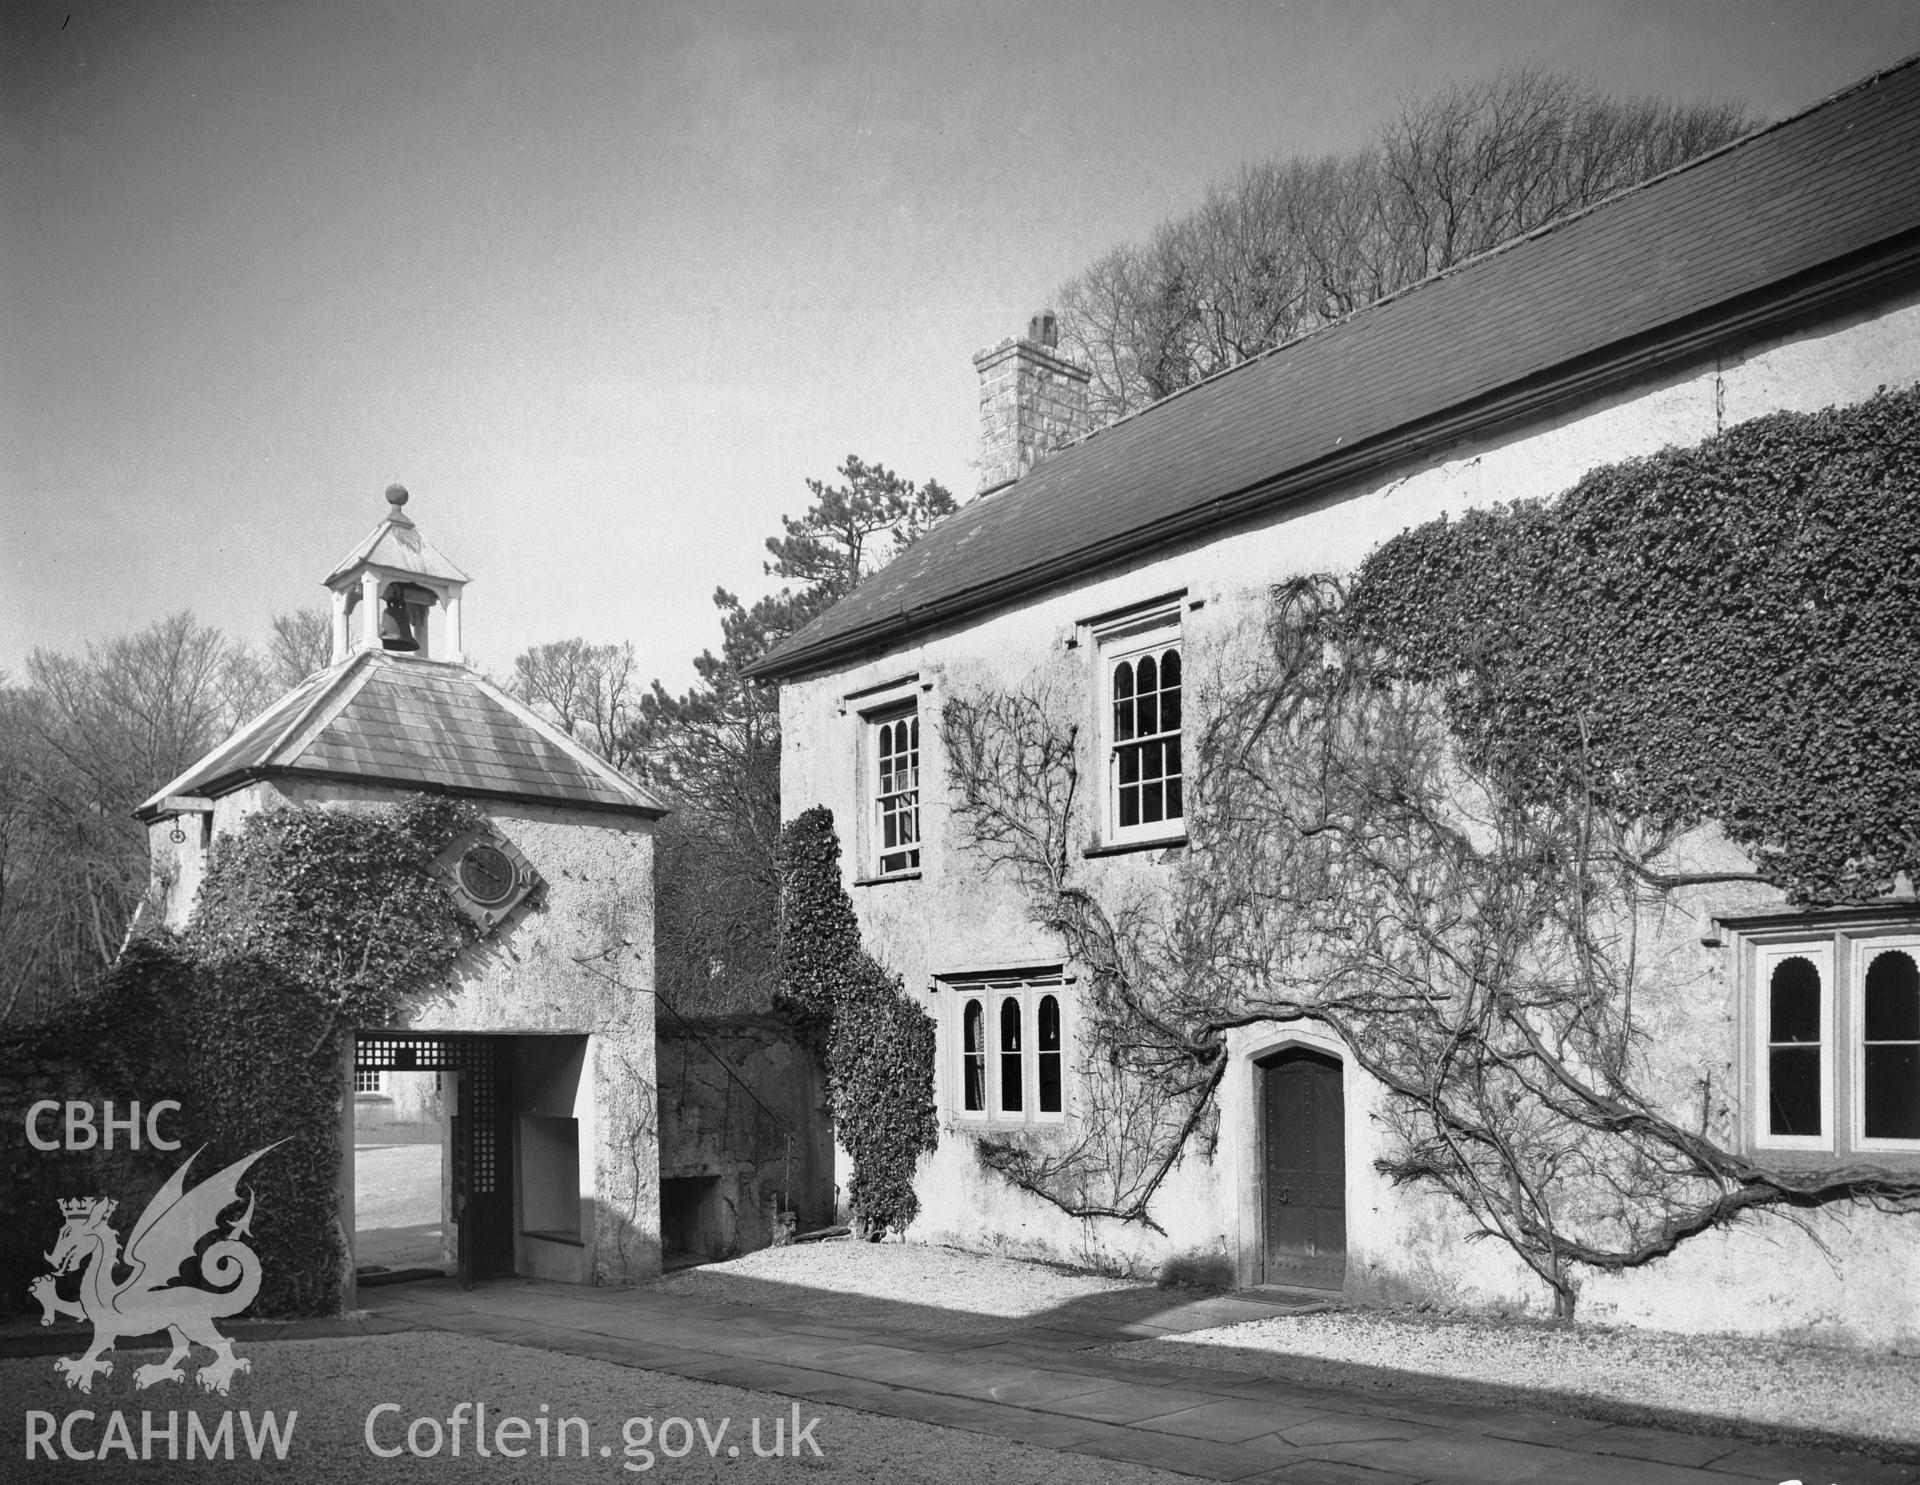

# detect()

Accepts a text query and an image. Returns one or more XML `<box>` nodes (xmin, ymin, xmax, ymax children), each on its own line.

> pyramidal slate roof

<box><xmin>137</xmin><ymin>650</ymin><xmax>664</xmax><ymax>820</ymax></box>
<box><xmin>750</xmin><ymin>56</ymin><xmax>1920</xmax><ymax>683</ymax></box>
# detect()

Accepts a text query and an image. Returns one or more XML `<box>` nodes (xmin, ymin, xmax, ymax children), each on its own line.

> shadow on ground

<box><xmin>621</xmin><ymin>1266</ymin><xmax>1917</xmax><ymax>1462</ymax></box>
<box><xmin>355</xmin><ymin>1219</ymin><xmax>446</xmax><ymax>1271</ymax></box>
<box><xmin>647</xmin><ymin>1267</ymin><xmax>1199</xmax><ymax>1337</ymax></box>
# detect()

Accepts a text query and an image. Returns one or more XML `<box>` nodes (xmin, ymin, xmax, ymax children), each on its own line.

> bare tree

<box><xmin>1058</xmin><ymin>68</ymin><xmax>1756</xmax><ymax>423</ymax></box>
<box><xmin>0</xmin><ymin>679</ymin><xmax>62</xmax><ymax>1023</ymax></box>
<box><xmin>510</xmin><ymin>638</ymin><xmax>646</xmax><ymax>773</ymax></box>
<box><xmin>1373</xmin><ymin>67</ymin><xmax>1752</xmax><ymax>281</ymax></box>
<box><xmin>2</xmin><ymin>614</ymin><xmax>261</xmax><ymax>1023</ymax></box>
<box><xmin>266</xmin><ymin>607</ymin><xmax>335</xmax><ymax>688</ymax></box>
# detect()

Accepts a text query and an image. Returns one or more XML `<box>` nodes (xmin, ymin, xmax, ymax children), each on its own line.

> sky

<box><xmin>6</xmin><ymin>0</ymin><xmax>1920</xmax><ymax>691</ymax></box>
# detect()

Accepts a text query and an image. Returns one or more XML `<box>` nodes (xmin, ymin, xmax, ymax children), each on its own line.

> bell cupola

<box><xmin>323</xmin><ymin>485</ymin><xmax>472</xmax><ymax>664</ymax></box>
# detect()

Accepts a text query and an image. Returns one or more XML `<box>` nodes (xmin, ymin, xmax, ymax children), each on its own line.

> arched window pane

<box><xmin>1865</xmin><ymin>950</ymin><xmax>1920</xmax><ymax>1140</ymax></box>
<box><xmin>999</xmin><ymin>996</ymin><xmax>1023</xmax><ymax>1113</ymax></box>
<box><xmin>1866</xmin><ymin>951</ymin><xmax>1920</xmax><ymax>1041</ymax></box>
<box><xmin>1770</xmin><ymin>957</ymin><xmax>1820</xmax><ymax>1043</ymax></box>
<box><xmin>1768</xmin><ymin>956</ymin><xmax>1822</xmax><ymax>1137</ymax></box>
<box><xmin>1037</xmin><ymin>994</ymin><xmax>1062</xmax><ymax>1114</ymax></box>
<box><xmin>962</xmin><ymin>999</ymin><xmax>985</xmax><ymax>1113</ymax></box>
<box><xmin>1113</xmin><ymin>660</ymin><xmax>1135</xmax><ymax>742</ymax></box>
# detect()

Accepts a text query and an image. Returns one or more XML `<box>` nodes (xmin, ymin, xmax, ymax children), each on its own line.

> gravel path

<box><xmin>4</xmin><ymin>1331</ymin><xmax>1190</xmax><ymax>1484</ymax></box>
<box><xmin>1115</xmin><ymin>1309</ymin><xmax>1920</xmax><ymax>1455</ymax></box>
<box><xmin>654</xmin><ymin>1239</ymin><xmax>1144</xmax><ymax>1333</ymax></box>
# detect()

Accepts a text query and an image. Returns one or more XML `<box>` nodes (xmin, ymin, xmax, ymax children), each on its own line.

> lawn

<box><xmin>354</xmin><ymin>1142</ymin><xmax>444</xmax><ymax>1271</ymax></box>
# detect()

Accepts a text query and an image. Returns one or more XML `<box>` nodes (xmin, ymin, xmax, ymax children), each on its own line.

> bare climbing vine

<box><xmin>940</xmin><ymin>685</ymin><xmax>1222</xmax><ymax>1231</ymax></box>
<box><xmin>942</xmin><ymin>574</ymin><xmax>1920</xmax><ymax>1318</ymax></box>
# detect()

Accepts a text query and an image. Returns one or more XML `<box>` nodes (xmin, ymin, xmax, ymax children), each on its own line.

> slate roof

<box><xmin>137</xmin><ymin>651</ymin><xmax>664</xmax><ymax>819</ymax></box>
<box><xmin>750</xmin><ymin>57</ymin><xmax>1920</xmax><ymax>682</ymax></box>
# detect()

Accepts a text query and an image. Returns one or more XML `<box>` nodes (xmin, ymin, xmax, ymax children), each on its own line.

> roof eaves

<box><xmin>207</xmin><ymin>763</ymin><xmax>667</xmax><ymax>820</ymax></box>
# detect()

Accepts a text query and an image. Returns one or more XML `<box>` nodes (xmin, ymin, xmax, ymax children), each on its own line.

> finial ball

<box><xmin>385</xmin><ymin>484</ymin><xmax>409</xmax><ymax>509</ymax></box>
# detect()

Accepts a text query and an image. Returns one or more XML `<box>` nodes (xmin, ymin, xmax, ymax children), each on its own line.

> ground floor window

<box><xmin>941</xmin><ymin>971</ymin><xmax>1068</xmax><ymax>1123</ymax></box>
<box><xmin>1864</xmin><ymin>944</ymin><xmax>1920</xmax><ymax>1142</ymax></box>
<box><xmin>1741</xmin><ymin>922</ymin><xmax>1920</xmax><ymax>1157</ymax></box>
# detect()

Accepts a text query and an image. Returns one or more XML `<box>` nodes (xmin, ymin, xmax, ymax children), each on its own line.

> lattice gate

<box><xmin>354</xmin><ymin>1032</ymin><xmax>515</xmax><ymax>1280</ymax></box>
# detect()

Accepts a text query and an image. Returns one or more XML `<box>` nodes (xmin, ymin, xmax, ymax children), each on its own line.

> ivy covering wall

<box><xmin>939</xmin><ymin>382</ymin><xmax>1920</xmax><ymax>1308</ymax></box>
<box><xmin>1346</xmin><ymin>384</ymin><xmax>1920</xmax><ymax>902</ymax></box>
<box><xmin>0</xmin><ymin>938</ymin><xmax>196</xmax><ymax>1310</ymax></box>
<box><xmin>3</xmin><ymin>795</ymin><xmax>482</xmax><ymax>1316</ymax></box>
<box><xmin>776</xmin><ymin>806</ymin><xmax>937</xmax><ymax>1237</ymax></box>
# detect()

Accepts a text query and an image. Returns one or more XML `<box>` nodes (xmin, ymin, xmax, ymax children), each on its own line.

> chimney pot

<box><xmin>1027</xmin><ymin>310</ymin><xmax>1058</xmax><ymax>349</ymax></box>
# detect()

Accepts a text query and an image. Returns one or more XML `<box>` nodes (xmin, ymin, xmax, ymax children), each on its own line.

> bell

<box><xmin>379</xmin><ymin>597</ymin><xmax>419</xmax><ymax>652</ymax></box>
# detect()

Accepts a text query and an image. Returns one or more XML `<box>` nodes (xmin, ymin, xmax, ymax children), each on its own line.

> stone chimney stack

<box><xmin>972</xmin><ymin>310</ymin><xmax>1092</xmax><ymax>498</ymax></box>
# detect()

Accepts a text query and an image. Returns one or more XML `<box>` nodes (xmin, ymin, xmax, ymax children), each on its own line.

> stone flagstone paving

<box><xmin>360</xmin><ymin>1277</ymin><xmax>1920</xmax><ymax>1484</ymax></box>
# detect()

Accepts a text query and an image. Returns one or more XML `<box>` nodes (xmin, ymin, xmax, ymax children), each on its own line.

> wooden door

<box><xmin>1262</xmin><ymin>1050</ymin><xmax>1346</xmax><ymax>1289</ymax></box>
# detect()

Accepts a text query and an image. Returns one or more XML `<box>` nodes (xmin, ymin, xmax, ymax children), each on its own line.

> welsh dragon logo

<box><xmin>31</xmin><ymin>1143</ymin><xmax>281</xmax><ymax>1396</ymax></box>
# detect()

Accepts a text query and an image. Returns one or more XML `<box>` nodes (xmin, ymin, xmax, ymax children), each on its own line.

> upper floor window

<box><xmin>1098</xmin><ymin>612</ymin><xmax>1184</xmax><ymax>845</ymax></box>
<box><xmin>354</xmin><ymin>1068</ymin><xmax>386</xmax><ymax>1096</ymax></box>
<box><xmin>946</xmin><ymin>973</ymin><xmax>1068</xmax><ymax>1124</ymax></box>
<box><xmin>1742</xmin><ymin>923</ymin><xmax>1920</xmax><ymax>1158</ymax></box>
<box><xmin>870</xmin><ymin>705</ymin><xmax>920</xmax><ymax>877</ymax></box>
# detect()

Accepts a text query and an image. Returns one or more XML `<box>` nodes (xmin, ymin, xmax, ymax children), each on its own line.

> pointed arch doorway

<box><xmin>1260</xmin><ymin>1046</ymin><xmax>1346</xmax><ymax>1290</ymax></box>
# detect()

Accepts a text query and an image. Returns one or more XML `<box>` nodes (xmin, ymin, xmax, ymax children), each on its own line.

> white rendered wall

<box><xmin>779</xmin><ymin>289</ymin><xmax>1920</xmax><ymax>1345</ymax></box>
<box><xmin>148</xmin><ymin>777</ymin><xmax>661</xmax><ymax>1291</ymax></box>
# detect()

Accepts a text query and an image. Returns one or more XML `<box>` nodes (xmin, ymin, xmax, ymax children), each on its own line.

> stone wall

<box><xmin>657</xmin><ymin>1014</ymin><xmax>833</xmax><ymax>1261</ymax></box>
<box><xmin>972</xmin><ymin>334</ymin><xmax>1091</xmax><ymax>496</ymax></box>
